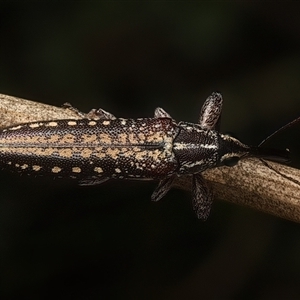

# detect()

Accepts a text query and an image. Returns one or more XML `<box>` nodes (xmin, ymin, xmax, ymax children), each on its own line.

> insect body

<box><xmin>0</xmin><ymin>93</ymin><xmax>289</xmax><ymax>220</ymax></box>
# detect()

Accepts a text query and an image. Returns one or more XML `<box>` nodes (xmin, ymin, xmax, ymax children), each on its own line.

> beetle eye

<box><xmin>223</xmin><ymin>156</ymin><xmax>239</xmax><ymax>167</ymax></box>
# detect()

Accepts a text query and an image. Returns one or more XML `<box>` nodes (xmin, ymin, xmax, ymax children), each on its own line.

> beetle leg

<box><xmin>78</xmin><ymin>177</ymin><xmax>110</xmax><ymax>186</ymax></box>
<box><xmin>62</xmin><ymin>102</ymin><xmax>87</xmax><ymax>118</ymax></box>
<box><xmin>154</xmin><ymin>107</ymin><xmax>172</xmax><ymax>119</ymax></box>
<box><xmin>192</xmin><ymin>174</ymin><xmax>213</xmax><ymax>221</ymax></box>
<box><xmin>151</xmin><ymin>175</ymin><xmax>175</xmax><ymax>202</ymax></box>
<box><xmin>62</xmin><ymin>103</ymin><xmax>116</xmax><ymax>120</ymax></box>
<box><xmin>86</xmin><ymin>108</ymin><xmax>116</xmax><ymax>120</ymax></box>
<box><xmin>199</xmin><ymin>92</ymin><xmax>223</xmax><ymax>131</ymax></box>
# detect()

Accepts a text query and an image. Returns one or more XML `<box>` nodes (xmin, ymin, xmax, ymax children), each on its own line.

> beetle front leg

<box><xmin>192</xmin><ymin>174</ymin><xmax>213</xmax><ymax>221</ymax></box>
<box><xmin>199</xmin><ymin>92</ymin><xmax>223</xmax><ymax>130</ymax></box>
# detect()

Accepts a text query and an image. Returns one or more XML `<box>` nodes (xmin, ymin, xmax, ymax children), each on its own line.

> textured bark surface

<box><xmin>174</xmin><ymin>159</ymin><xmax>300</xmax><ymax>223</ymax></box>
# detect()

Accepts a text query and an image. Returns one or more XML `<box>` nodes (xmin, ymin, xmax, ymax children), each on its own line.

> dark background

<box><xmin>1</xmin><ymin>3</ymin><xmax>300</xmax><ymax>299</ymax></box>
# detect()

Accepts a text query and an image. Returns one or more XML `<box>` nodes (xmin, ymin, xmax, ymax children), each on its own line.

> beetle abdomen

<box><xmin>0</xmin><ymin>118</ymin><xmax>179</xmax><ymax>182</ymax></box>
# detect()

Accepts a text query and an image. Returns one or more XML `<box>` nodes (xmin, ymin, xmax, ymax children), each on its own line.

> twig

<box><xmin>0</xmin><ymin>93</ymin><xmax>299</xmax><ymax>223</ymax></box>
<box><xmin>173</xmin><ymin>159</ymin><xmax>300</xmax><ymax>223</ymax></box>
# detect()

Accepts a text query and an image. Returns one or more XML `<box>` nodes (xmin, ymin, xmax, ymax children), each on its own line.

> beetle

<box><xmin>0</xmin><ymin>93</ymin><xmax>289</xmax><ymax>220</ymax></box>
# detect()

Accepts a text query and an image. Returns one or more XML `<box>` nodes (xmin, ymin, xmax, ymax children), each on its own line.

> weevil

<box><xmin>0</xmin><ymin>93</ymin><xmax>289</xmax><ymax>220</ymax></box>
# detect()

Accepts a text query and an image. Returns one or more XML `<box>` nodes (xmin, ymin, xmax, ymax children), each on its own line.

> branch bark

<box><xmin>1</xmin><ymin>93</ymin><xmax>299</xmax><ymax>223</ymax></box>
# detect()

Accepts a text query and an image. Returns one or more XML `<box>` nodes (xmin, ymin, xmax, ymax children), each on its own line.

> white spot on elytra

<box><xmin>115</xmin><ymin>168</ymin><xmax>121</xmax><ymax>173</ymax></box>
<box><xmin>102</xmin><ymin>120</ymin><xmax>110</xmax><ymax>126</ymax></box>
<box><xmin>9</xmin><ymin>125</ymin><xmax>22</xmax><ymax>131</ymax></box>
<box><xmin>67</xmin><ymin>121</ymin><xmax>77</xmax><ymax>126</ymax></box>
<box><xmin>52</xmin><ymin>166</ymin><xmax>62</xmax><ymax>173</ymax></box>
<box><xmin>88</xmin><ymin>121</ymin><xmax>97</xmax><ymax>126</ymax></box>
<box><xmin>29</xmin><ymin>123</ymin><xmax>40</xmax><ymax>128</ymax></box>
<box><xmin>72</xmin><ymin>167</ymin><xmax>81</xmax><ymax>173</ymax></box>
<box><xmin>47</xmin><ymin>121</ymin><xmax>58</xmax><ymax>127</ymax></box>
<box><xmin>32</xmin><ymin>165</ymin><xmax>41</xmax><ymax>171</ymax></box>
<box><xmin>94</xmin><ymin>167</ymin><xmax>103</xmax><ymax>173</ymax></box>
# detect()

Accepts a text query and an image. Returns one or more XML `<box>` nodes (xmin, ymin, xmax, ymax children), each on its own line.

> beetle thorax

<box><xmin>173</xmin><ymin>122</ymin><xmax>220</xmax><ymax>174</ymax></box>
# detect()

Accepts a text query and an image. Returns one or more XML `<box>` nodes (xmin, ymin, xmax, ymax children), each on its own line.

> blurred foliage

<box><xmin>1</xmin><ymin>2</ymin><xmax>300</xmax><ymax>299</ymax></box>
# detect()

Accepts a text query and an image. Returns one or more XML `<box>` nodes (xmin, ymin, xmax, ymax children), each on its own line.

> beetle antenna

<box><xmin>259</xmin><ymin>116</ymin><xmax>300</xmax><ymax>147</ymax></box>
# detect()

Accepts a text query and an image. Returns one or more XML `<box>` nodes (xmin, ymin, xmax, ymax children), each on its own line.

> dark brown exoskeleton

<box><xmin>0</xmin><ymin>93</ymin><xmax>290</xmax><ymax>220</ymax></box>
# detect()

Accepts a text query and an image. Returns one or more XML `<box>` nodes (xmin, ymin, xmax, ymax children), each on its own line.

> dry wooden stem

<box><xmin>174</xmin><ymin>159</ymin><xmax>300</xmax><ymax>223</ymax></box>
<box><xmin>1</xmin><ymin>93</ymin><xmax>299</xmax><ymax>223</ymax></box>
